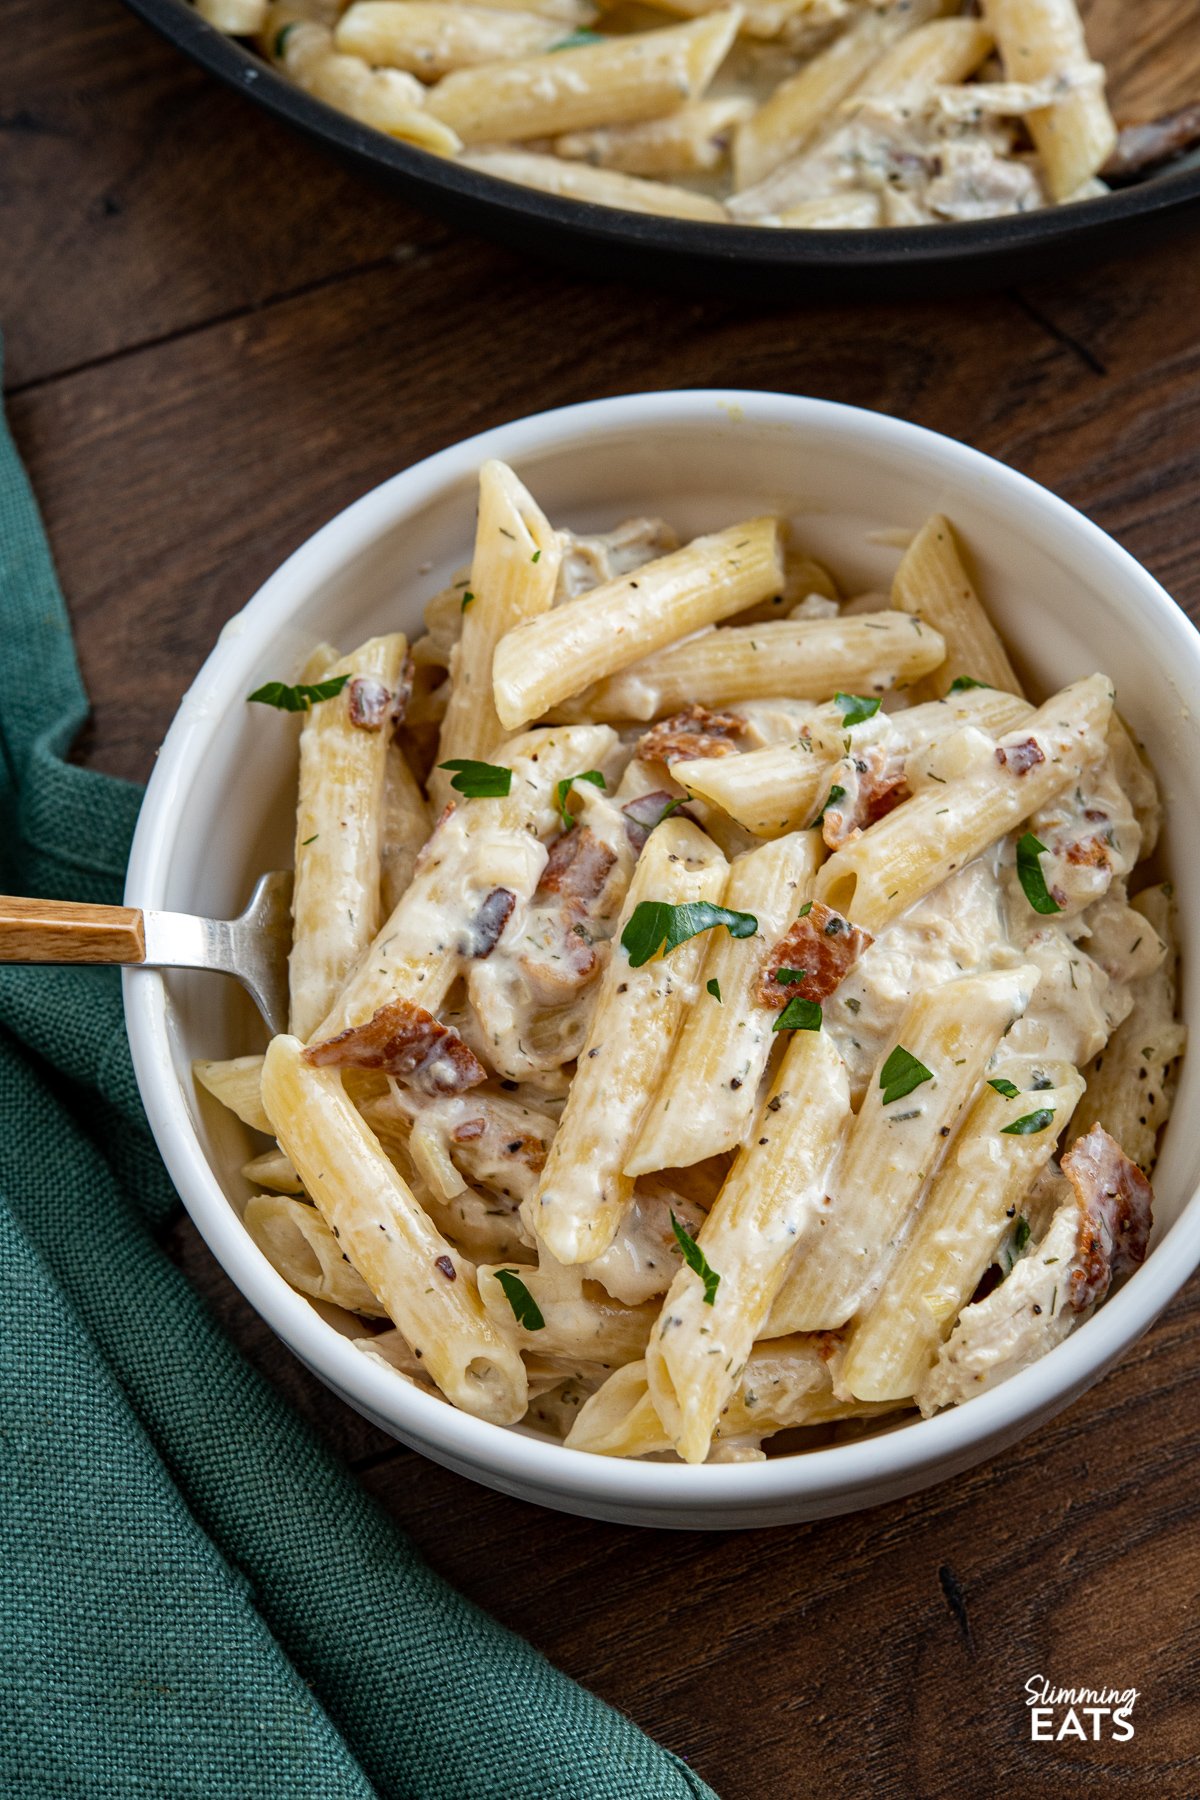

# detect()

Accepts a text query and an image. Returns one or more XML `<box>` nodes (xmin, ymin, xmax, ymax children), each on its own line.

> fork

<box><xmin>0</xmin><ymin>872</ymin><xmax>293</xmax><ymax>1034</ymax></box>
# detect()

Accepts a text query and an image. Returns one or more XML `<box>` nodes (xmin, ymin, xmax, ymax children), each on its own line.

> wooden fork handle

<box><xmin>0</xmin><ymin>896</ymin><xmax>147</xmax><ymax>965</ymax></box>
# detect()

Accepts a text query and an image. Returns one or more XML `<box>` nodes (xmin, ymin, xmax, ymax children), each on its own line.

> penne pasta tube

<box><xmin>242</xmin><ymin>1146</ymin><xmax>304</xmax><ymax>1193</ymax></box>
<box><xmin>647</xmin><ymin>1028</ymin><xmax>852</xmax><ymax>1462</ymax></box>
<box><xmin>197</xmin><ymin>0</ymin><xmax>268</xmax><ymax>29</ymax></box>
<box><xmin>816</xmin><ymin>673</ymin><xmax>1115</xmax><ymax>933</ymax></box>
<box><xmin>266</xmin><ymin>16</ymin><xmax>463</xmax><ymax>151</ymax></box>
<box><xmin>1068</xmin><ymin>885</ymin><xmax>1186</xmax><ymax>1174</ymax></box>
<box><xmin>194</xmin><ymin>1054</ymin><xmax>272</xmax><ymax>1134</ymax></box>
<box><xmin>289</xmin><ymin>632</ymin><xmax>408</xmax><ymax>1040</ymax></box>
<box><xmin>768</xmin><ymin>965</ymin><xmax>1040</xmax><ymax>1334</ymax></box>
<box><xmin>492</xmin><ymin>516</ymin><xmax>782</xmax><ymax>731</ymax></box>
<box><xmin>458</xmin><ymin>150</ymin><xmax>728</xmax><ymax>222</ymax></box>
<box><xmin>732</xmin><ymin>0</ymin><xmax>953</xmax><ymax>191</ymax></box>
<box><xmin>853</xmin><ymin>15</ymin><xmax>993</xmax><ymax>103</ymax></box>
<box><xmin>566</xmin><ymin>1337</ymin><xmax>901</xmax><ymax>1456</ymax></box>
<box><xmin>262</xmin><ymin>1034</ymin><xmax>528</xmax><ymax>1423</ymax></box>
<box><xmin>673</xmin><ymin>686</ymin><xmax>1031</xmax><ymax>839</ymax></box>
<box><xmin>335</xmin><ymin>2</ymin><xmax>568</xmax><ymax>77</ymax></box>
<box><xmin>313</xmin><ymin>723</ymin><xmax>616</xmax><ymax>1039</ymax></box>
<box><xmin>627</xmin><ymin>830</ymin><xmax>822</xmax><ymax>1172</ymax></box>
<box><xmin>554</xmin><ymin>612</ymin><xmax>945</xmax><ymax>722</ymax></box>
<box><xmin>777</xmin><ymin>193</ymin><xmax>883</xmax><ymax>229</ymax></box>
<box><xmin>525</xmin><ymin>818</ymin><xmax>728</xmax><ymax>1264</ymax></box>
<box><xmin>430</xmin><ymin>461</ymin><xmax>561</xmax><ymax>812</ymax></box>
<box><xmin>477</xmin><ymin>1263</ymin><xmax>655</xmax><ymax>1363</ymax></box>
<box><xmin>890</xmin><ymin>514</ymin><xmax>1023</xmax><ymax>700</ymax></box>
<box><xmin>552</xmin><ymin>96</ymin><xmax>753</xmax><ymax>177</ymax></box>
<box><xmin>243</xmin><ymin>1192</ymin><xmax>388</xmax><ymax>1316</ymax></box>
<box><xmin>380</xmin><ymin>741</ymin><xmax>432</xmax><ymax>915</ymax></box>
<box><xmin>983</xmin><ymin>0</ymin><xmax>1116</xmax><ymax>201</ymax></box>
<box><xmin>840</xmin><ymin>1060</ymin><xmax>1085</xmax><ymax>1401</ymax></box>
<box><xmin>425</xmin><ymin>11</ymin><xmax>741</xmax><ymax>144</ymax></box>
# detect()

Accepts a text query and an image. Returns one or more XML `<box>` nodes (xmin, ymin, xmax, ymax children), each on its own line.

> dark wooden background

<box><xmin>6</xmin><ymin>3</ymin><xmax>1200</xmax><ymax>1794</ymax></box>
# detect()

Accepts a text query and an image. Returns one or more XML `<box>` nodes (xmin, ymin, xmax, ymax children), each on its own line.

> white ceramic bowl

<box><xmin>125</xmin><ymin>391</ymin><xmax>1200</xmax><ymax>1529</ymax></box>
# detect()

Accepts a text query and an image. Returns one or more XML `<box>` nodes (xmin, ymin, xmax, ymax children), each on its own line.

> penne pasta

<box><xmin>459</xmin><ymin>151</ymin><xmax>728</xmax><ymax>221</ymax></box>
<box><xmin>335</xmin><ymin>2</ymin><xmax>568</xmax><ymax>78</ymax></box>
<box><xmin>380</xmin><ymin>740</ymin><xmax>433</xmax><ymax>915</ymax></box>
<box><xmin>552</xmin><ymin>96</ymin><xmax>753</xmax><ymax>178</ymax></box>
<box><xmin>265</xmin><ymin>16</ymin><xmax>463</xmax><ymax>151</ymax></box>
<box><xmin>890</xmin><ymin>513</ymin><xmax>1023</xmax><ymax>700</ymax></box>
<box><xmin>492</xmin><ymin>516</ymin><xmax>783</xmax><ymax>730</ymax></box>
<box><xmin>983</xmin><ymin>0</ymin><xmax>1117</xmax><ymax>201</ymax></box>
<box><xmin>262</xmin><ymin>1034</ymin><xmax>528</xmax><ymax>1422</ymax></box>
<box><xmin>243</xmin><ymin>1191</ymin><xmax>388</xmax><ymax>1316</ymax></box>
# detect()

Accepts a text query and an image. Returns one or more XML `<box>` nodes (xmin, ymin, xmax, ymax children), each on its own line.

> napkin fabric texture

<box><xmin>0</xmin><ymin>360</ymin><xmax>715</xmax><ymax>1800</ymax></box>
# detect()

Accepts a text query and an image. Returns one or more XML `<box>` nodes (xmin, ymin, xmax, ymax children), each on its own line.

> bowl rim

<box><xmin>125</xmin><ymin>387</ymin><xmax>1200</xmax><ymax>1512</ymax></box>
<box><xmin>121</xmin><ymin>0</ymin><xmax>1200</xmax><ymax>273</ymax></box>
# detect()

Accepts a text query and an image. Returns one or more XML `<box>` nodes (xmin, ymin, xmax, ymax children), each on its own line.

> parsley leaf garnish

<box><xmin>1001</xmin><ymin>1108</ymin><xmax>1055</xmax><ymax>1136</ymax></box>
<box><xmin>707</xmin><ymin>978</ymin><xmax>722</xmax><ymax>1003</ymax></box>
<box><xmin>493</xmin><ymin>1269</ymin><xmax>545</xmax><ymax>1330</ymax></box>
<box><xmin>670</xmin><ymin>1210</ymin><xmax>720</xmax><ymax>1306</ymax></box>
<box><xmin>548</xmin><ymin>27</ymin><xmax>603</xmax><ymax>48</ymax></box>
<box><xmin>773</xmin><ymin>996</ymin><xmax>822</xmax><ymax>1032</ymax></box>
<box><xmin>813</xmin><ymin>784</ymin><xmax>846</xmax><ymax>828</ymax></box>
<box><xmin>248</xmin><ymin>674</ymin><xmax>349</xmax><ymax>713</ymax></box>
<box><xmin>948</xmin><ymin>675</ymin><xmax>993</xmax><ymax>694</ymax></box>
<box><xmin>797</xmin><ymin>900</ymin><xmax>813</xmax><ymax>918</ymax></box>
<box><xmin>988</xmin><ymin>1077</ymin><xmax>1021</xmax><ymax>1099</ymax></box>
<box><xmin>438</xmin><ymin>758</ymin><xmax>512</xmax><ymax>798</ymax></box>
<box><xmin>554</xmin><ymin>768</ymin><xmax>606</xmax><ymax>831</ymax></box>
<box><xmin>1016</xmin><ymin>833</ymin><xmax>1061</xmax><ymax>915</ymax></box>
<box><xmin>461</xmin><ymin>590</ymin><xmax>475</xmax><ymax>610</ymax></box>
<box><xmin>836</xmin><ymin>692</ymin><xmax>882</xmax><ymax>728</ymax></box>
<box><xmin>879</xmin><ymin>1045</ymin><xmax>934</xmax><ymax>1105</ymax></box>
<box><xmin>621</xmin><ymin>901</ymin><xmax>758</xmax><ymax>968</ymax></box>
<box><xmin>274</xmin><ymin>21</ymin><xmax>297</xmax><ymax>56</ymax></box>
<box><xmin>1013</xmin><ymin>1216</ymin><xmax>1031</xmax><ymax>1253</ymax></box>
<box><xmin>774</xmin><ymin>967</ymin><xmax>807</xmax><ymax>984</ymax></box>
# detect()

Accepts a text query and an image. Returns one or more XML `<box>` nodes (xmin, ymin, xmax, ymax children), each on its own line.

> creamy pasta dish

<box><xmin>196</xmin><ymin>462</ymin><xmax>1183</xmax><ymax>1463</ymax></box>
<box><xmin>188</xmin><ymin>0</ymin><xmax>1197</xmax><ymax>230</ymax></box>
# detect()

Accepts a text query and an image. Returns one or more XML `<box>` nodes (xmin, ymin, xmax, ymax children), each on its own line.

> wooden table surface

<box><xmin>6</xmin><ymin>4</ymin><xmax>1200</xmax><ymax>1794</ymax></box>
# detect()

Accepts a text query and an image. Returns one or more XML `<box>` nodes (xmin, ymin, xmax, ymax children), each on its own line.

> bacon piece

<box><xmin>820</xmin><ymin>746</ymin><xmax>909</xmax><ymax>849</ymax></box>
<box><xmin>451</xmin><ymin>1116</ymin><xmax>487</xmax><ymax>1142</ymax></box>
<box><xmin>756</xmin><ymin>902</ymin><xmax>873</xmax><ymax>1008</ymax></box>
<box><xmin>458</xmin><ymin>886</ymin><xmax>515</xmax><ymax>958</ymax></box>
<box><xmin>621</xmin><ymin>791</ymin><xmax>689</xmax><ymax>852</ymax></box>
<box><xmin>1103</xmin><ymin>105</ymin><xmax>1200</xmax><ymax>182</ymax></box>
<box><xmin>303</xmin><ymin>998</ymin><xmax>486</xmax><ymax>1094</ymax></box>
<box><xmin>1064</xmin><ymin>834</ymin><xmax>1111</xmax><ymax>870</ymax></box>
<box><xmin>1062</xmin><ymin>1124</ymin><xmax>1154</xmax><ymax>1312</ymax></box>
<box><xmin>538</xmin><ymin>826</ymin><xmax>617</xmax><ymax>903</ymax></box>
<box><xmin>347</xmin><ymin>676</ymin><xmax>394</xmax><ymax>730</ymax></box>
<box><xmin>638</xmin><ymin>704</ymin><xmax>747</xmax><ymax>766</ymax></box>
<box><xmin>995</xmin><ymin>738</ymin><xmax>1045</xmax><ymax>777</ymax></box>
<box><xmin>434</xmin><ymin>1254</ymin><xmax>456</xmax><ymax>1281</ymax></box>
<box><xmin>501</xmin><ymin>1132</ymin><xmax>548</xmax><ymax>1175</ymax></box>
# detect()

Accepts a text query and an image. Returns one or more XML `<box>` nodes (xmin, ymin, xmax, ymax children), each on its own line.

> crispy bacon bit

<box><xmin>995</xmin><ymin>738</ymin><xmax>1045</xmax><ymax>777</ymax></box>
<box><xmin>1064</xmin><ymin>835</ymin><xmax>1111</xmax><ymax>870</ymax></box>
<box><xmin>1062</xmin><ymin>1124</ymin><xmax>1154</xmax><ymax>1312</ymax></box>
<box><xmin>452</xmin><ymin>1117</ymin><xmax>487</xmax><ymax>1142</ymax></box>
<box><xmin>756</xmin><ymin>902</ymin><xmax>874</xmax><ymax>1007</ymax></box>
<box><xmin>458</xmin><ymin>886</ymin><xmax>515</xmax><ymax>959</ymax></box>
<box><xmin>638</xmin><ymin>704</ymin><xmax>747</xmax><ymax>767</ymax></box>
<box><xmin>434</xmin><ymin>1254</ymin><xmax>457</xmax><ymax>1281</ymax></box>
<box><xmin>621</xmin><ymin>791</ymin><xmax>686</xmax><ymax>852</ymax></box>
<box><xmin>348</xmin><ymin>676</ymin><xmax>394</xmax><ymax>730</ymax></box>
<box><xmin>503</xmin><ymin>1132</ymin><xmax>547</xmax><ymax>1174</ymax></box>
<box><xmin>821</xmin><ymin>746</ymin><xmax>909</xmax><ymax>849</ymax></box>
<box><xmin>304</xmin><ymin>997</ymin><xmax>486</xmax><ymax>1094</ymax></box>
<box><xmin>1102</xmin><ymin>105</ymin><xmax>1200</xmax><ymax>183</ymax></box>
<box><xmin>538</xmin><ymin>826</ymin><xmax>617</xmax><ymax>904</ymax></box>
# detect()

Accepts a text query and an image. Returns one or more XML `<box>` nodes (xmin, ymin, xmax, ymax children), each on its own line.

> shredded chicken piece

<box><xmin>516</xmin><ymin>825</ymin><xmax>621</xmax><ymax>1005</ymax></box>
<box><xmin>638</xmin><ymin>704</ymin><xmax>747</xmax><ymax>767</ymax></box>
<box><xmin>1061</xmin><ymin>1124</ymin><xmax>1153</xmax><ymax>1310</ymax></box>
<box><xmin>1103</xmin><ymin>104</ymin><xmax>1200</xmax><ymax>182</ymax></box>
<box><xmin>757</xmin><ymin>902</ymin><xmax>873</xmax><ymax>1008</ymax></box>
<box><xmin>304</xmin><ymin>998</ymin><xmax>487</xmax><ymax>1093</ymax></box>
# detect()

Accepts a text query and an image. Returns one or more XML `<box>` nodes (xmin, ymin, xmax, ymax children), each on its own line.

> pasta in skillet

<box><xmin>190</xmin><ymin>0</ymin><xmax>1199</xmax><ymax>230</ymax></box>
<box><xmin>199</xmin><ymin>464</ymin><xmax>1183</xmax><ymax>1463</ymax></box>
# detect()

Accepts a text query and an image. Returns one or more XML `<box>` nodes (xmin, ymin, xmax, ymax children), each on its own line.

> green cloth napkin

<box><xmin>0</xmin><ymin>361</ymin><xmax>716</xmax><ymax>1800</ymax></box>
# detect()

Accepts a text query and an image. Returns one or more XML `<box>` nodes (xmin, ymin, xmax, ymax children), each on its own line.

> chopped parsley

<box><xmin>773</xmin><ymin>996</ymin><xmax>822</xmax><ymax>1033</ymax></box>
<box><xmin>1016</xmin><ymin>832</ymin><xmax>1061</xmax><ymax>915</ymax></box>
<box><xmin>812</xmin><ymin>784</ymin><xmax>846</xmax><ymax>828</ymax></box>
<box><xmin>879</xmin><ymin>1045</ymin><xmax>933</xmax><ymax>1106</ymax></box>
<box><xmin>274</xmin><ymin>21</ymin><xmax>297</xmax><ymax>57</ymax></box>
<box><xmin>554</xmin><ymin>768</ymin><xmax>606</xmax><ymax>831</ymax></box>
<box><xmin>300</xmin><ymin>834</ymin><xmax>319</xmax><ymax>847</ymax></box>
<box><xmin>438</xmin><ymin>758</ymin><xmax>513</xmax><ymax>798</ymax></box>
<box><xmin>797</xmin><ymin>900</ymin><xmax>813</xmax><ymax>918</ymax></box>
<box><xmin>248</xmin><ymin>674</ymin><xmax>349</xmax><ymax>713</ymax></box>
<box><xmin>835</xmin><ymin>692</ymin><xmax>882</xmax><ymax>728</ymax></box>
<box><xmin>1013</xmin><ymin>1216</ymin><xmax>1031</xmax><ymax>1253</ymax></box>
<box><xmin>670</xmin><ymin>1211</ymin><xmax>720</xmax><ymax>1306</ymax></box>
<box><xmin>706</xmin><ymin>978</ymin><xmax>722</xmax><ymax>1003</ymax></box>
<box><xmin>774</xmin><ymin>967</ymin><xmax>807</xmax><ymax>984</ymax></box>
<box><xmin>531</xmin><ymin>549</ymin><xmax>541</xmax><ymax>563</ymax></box>
<box><xmin>1001</xmin><ymin>1108</ymin><xmax>1056</xmax><ymax>1136</ymax></box>
<box><xmin>461</xmin><ymin>590</ymin><xmax>475</xmax><ymax>610</ymax></box>
<box><xmin>493</xmin><ymin>1269</ymin><xmax>545</xmax><ymax>1331</ymax></box>
<box><xmin>621</xmin><ymin>900</ymin><xmax>757</xmax><ymax>968</ymax></box>
<box><xmin>947</xmin><ymin>675</ymin><xmax>993</xmax><ymax>693</ymax></box>
<box><xmin>988</xmin><ymin>1077</ymin><xmax>1021</xmax><ymax>1099</ymax></box>
<box><xmin>548</xmin><ymin>27</ymin><xmax>603</xmax><ymax>48</ymax></box>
